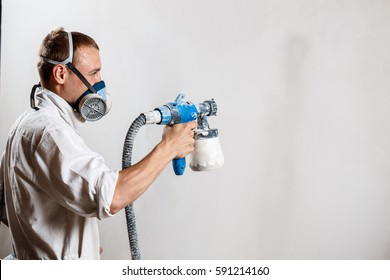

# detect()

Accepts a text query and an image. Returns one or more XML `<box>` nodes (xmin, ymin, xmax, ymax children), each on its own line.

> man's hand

<box><xmin>161</xmin><ymin>121</ymin><xmax>197</xmax><ymax>159</ymax></box>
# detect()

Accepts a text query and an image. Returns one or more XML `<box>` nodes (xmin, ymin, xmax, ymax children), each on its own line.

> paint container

<box><xmin>190</xmin><ymin>129</ymin><xmax>224</xmax><ymax>171</ymax></box>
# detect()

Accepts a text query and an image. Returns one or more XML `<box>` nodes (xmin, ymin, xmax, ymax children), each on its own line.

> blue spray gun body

<box><xmin>143</xmin><ymin>94</ymin><xmax>218</xmax><ymax>175</ymax></box>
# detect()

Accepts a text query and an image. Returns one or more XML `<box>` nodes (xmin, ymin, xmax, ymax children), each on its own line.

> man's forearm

<box><xmin>109</xmin><ymin>140</ymin><xmax>174</xmax><ymax>214</ymax></box>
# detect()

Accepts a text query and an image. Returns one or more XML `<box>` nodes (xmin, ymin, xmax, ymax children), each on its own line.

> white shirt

<box><xmin>0</xmin><ymin>88</ymin><xmax>118</xmax><ymax>259</ymax></box>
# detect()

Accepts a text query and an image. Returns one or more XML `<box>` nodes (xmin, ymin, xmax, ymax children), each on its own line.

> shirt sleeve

<box><xmin>34</xmin><ymin>127</ymin><xmax>118</xmax><ymax>220</ymax></box>
<box><xmin>0</xmin><ymin>151</ymin><xmax>8</xmax><ymax>225</ymax></box>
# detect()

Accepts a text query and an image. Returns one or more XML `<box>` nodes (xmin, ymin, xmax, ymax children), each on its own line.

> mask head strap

<box><xmin>44</xmin><ymin>31</ymin><xmax>74</xmax><ymax>65</ymax></box>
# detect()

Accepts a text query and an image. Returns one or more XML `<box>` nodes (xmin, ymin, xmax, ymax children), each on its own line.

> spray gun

<box><xmin>122</xmin><ymin>94</ymin><xmax>224</xmax><ymax>260</ymax></box>
<box><xmin>142</xmin><ymin>94</ymin><xmax>224</xmax><ymax>175</ymax></box>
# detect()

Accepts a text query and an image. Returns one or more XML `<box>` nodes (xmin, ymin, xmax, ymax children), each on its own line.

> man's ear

<box><xmin>52</xmin><ymin>64</ymin><xmax>67</xmax><ymax>84</ymax></box>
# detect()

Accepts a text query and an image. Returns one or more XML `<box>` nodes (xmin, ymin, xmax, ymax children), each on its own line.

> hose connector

<box><xmin>142</xmin><ymin>110</ymin><xmax>162</xmax><ymax>124</ymax></box>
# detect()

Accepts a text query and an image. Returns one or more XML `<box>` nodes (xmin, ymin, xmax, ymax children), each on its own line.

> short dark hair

<box><xmin>37</xmin><ymin>27</ymin><xmax>99</xmax><ymax>85</ymax></box>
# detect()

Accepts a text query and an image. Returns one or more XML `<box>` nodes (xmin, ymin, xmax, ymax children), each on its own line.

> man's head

<box><xmin>37</xmin><ymin>28</ymin><xmax>111</xmax><ymax>121</ymax></box>
<box><xmin>38</xmin><ymin>27</ymin><xmax>99</xmax><ymax>89</ymax></box>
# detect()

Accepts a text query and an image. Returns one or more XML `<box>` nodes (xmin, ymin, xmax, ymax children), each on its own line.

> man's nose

<box><xmin>93</xmin><ymin>74</ymin><xmax>101</xmax><ymax>85</ymax></box>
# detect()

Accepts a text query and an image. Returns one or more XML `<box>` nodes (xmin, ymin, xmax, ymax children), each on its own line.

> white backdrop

<box><xmin>1</xmin><ymin>0</ymin><xmax>390</xmax><ymax>259</ymax></box>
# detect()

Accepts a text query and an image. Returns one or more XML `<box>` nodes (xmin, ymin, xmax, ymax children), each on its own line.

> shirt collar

<box><xmin>36</xmin><ymin>87</ymin><xmax>85</xmax><ymax>130</ymax></box>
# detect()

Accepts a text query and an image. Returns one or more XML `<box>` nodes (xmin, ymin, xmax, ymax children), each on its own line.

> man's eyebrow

<box><xmin>88</xmin><ymin>67</ymin><xmax>101</xmax><ymax>74</ymax></box>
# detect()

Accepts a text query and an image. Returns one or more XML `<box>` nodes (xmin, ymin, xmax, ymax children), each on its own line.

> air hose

<box><xmin>121</xmin><ymin>113</ymin><xmax>146</xmax><ymax>260</ymax></box>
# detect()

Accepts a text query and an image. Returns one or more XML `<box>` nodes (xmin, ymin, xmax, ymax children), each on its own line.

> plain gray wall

<box><xmin>1</xmin><ymin>0</ymin><xmax>390</xmax><ymax>259</ymax></box>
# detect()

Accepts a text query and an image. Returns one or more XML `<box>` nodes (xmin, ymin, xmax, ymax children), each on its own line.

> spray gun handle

<box><xmin>154</xmin><ymin>94</ymin><xmax>198</xmax><ymax>176</ymax></box>
<box><xmin>173</xmin><ymin>158</ymin><xmax>186</xmax><ymax>175</ymax></box>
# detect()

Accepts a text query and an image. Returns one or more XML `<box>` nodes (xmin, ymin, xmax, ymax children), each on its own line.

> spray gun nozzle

<box><xmin>197</xmin><ymin>99</ymin><xmax>217</xmax><ymax>117</ymax></box>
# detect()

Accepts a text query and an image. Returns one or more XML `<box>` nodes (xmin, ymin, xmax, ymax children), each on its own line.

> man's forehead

<box><xmin>75</xmin><ymin>46</ymin><xmax>101</xmax><ymax>66</ymax></box>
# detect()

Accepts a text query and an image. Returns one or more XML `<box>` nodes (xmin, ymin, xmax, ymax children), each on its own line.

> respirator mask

<box><xmin>31</xmin><ymin>31</ymin><xmax>112</xmax><ymax>121</ymax></box>
<box><xmin>71</xmin><ymin>78</ymin><xmax>112</xmax><ymax>121</ymax></box>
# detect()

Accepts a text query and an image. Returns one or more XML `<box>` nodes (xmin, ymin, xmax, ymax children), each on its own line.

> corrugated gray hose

<box><xmin>122</xmin><ymin>113</ymin><xmax>146</xmax><ymax>260</ymax></box>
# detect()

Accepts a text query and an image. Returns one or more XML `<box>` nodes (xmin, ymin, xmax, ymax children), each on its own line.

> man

<box><xmin>0</xmin><ymin>28</ymin><xmax>196</xmax><ymax>259</ymax></box>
